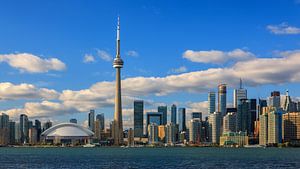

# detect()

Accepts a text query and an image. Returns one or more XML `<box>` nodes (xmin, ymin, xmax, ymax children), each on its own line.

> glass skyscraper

<box><xmin>88</xmin><ymin>110</ymin><xmax>95</xmax><ymax>131</ymax></box>
<box><xmin>134</xmin><ymin>100</ymin><xmax>144</xmax><ymax>137</ymax></box>
<box><xmin>218</xmin><ymin>84</ymin><xmax>227</xmax><ymax>116</ymax></box>
<box><xmin>158</xmin><ymin>105</ymin><xmax>167</xmax><ymax>125</ymax></box>
<box><xmin>178</xmin><ymin>108</ymin><xmax>186</xmax><ymax>132</ymax></box>
<box><xmin>20</xmin><ymin>114</ymin><xmax>29</xmax><ymax>144</ymax></box>
<box><xmin>96</xmin><ymin>113</ymin><xmax>105</xmax><ymax>131</ymax></box>
<box><xmin>233</xmin><ymin>79</ymin><xmax>247</xmax><ymax>108</ymax></box>
<box><xmin>171</xmin><ymin>104</ymin><xmax>177</xmax><ymax>124</ymax></box>
<box><xmin>208</xmin><ymin>91</ymin><xmax>216</xmax><ymax>114</ymax></box>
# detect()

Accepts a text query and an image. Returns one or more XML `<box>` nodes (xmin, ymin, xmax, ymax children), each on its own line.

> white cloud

<box><xmin>126</xmin><ymin>50</ymin><xmax>139</xmax><ymax>57</ymax></box>
<box><xmin>83</xmin><ymin>54</ymin><xmax>96</xmax><ymax>63</ymax></box>
<box><xmin>0</xmin><ymin>53</ymin><xmax>66</xmax><ymax>73</ymax></box>
<box><xmin>168</xmin><ymin>66</ymin><xmax>188</xmax><ymax>74</ymax></box>
<box><xmin>5</xmin><ymin>101</ymin><xmax>79</xmax><ymax>119</ymax></box>
<box><xmin>267</xmin><ymin>23</ymin><xmax>300</xmax><ymax>35</ymax></box>
<box><xmin>97</xmin><ymin>50</ymin><xmax>113</xmax><ymax>62</ymax></box>
<box><xmin>3</xmin><ymin>50</ymin><xmax>300</xmax><ymax>120</ymax></box>
<box><xmin>0</xmin><ymin>82</ymin><xmax>59</xmax><ymax>100</ymax></box>
<box><xmin>183</xmin><ymin>49</ymin><xmax>255</xmax><ymax>64</ymax></box>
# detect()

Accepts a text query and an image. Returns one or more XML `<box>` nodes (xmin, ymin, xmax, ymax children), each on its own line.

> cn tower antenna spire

<box><xmin>116</xmin><ymin>16</ymin><xmax>120</xmax><ymax>58</ymax></box>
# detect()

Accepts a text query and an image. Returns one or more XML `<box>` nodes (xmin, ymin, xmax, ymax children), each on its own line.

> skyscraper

<box><xmin>146</xmin><ymin>112</ymin><xmax>163</xmax><ymax>136</ymax></box>
<box><xmin>178</xmin><ymin>108</ymin><xmax>186</xmax><ymax>132</ymax></box>
<box><xmin>209</xmin><ymin>112</ymin><xmax>221</xmax><ymax>144</ymax></box>
<box><xmin>171</xmin><ymin>104</ymin><xmax>177</xmax><ymax>124</ymax></box>
<box><xmin>165</xmin><ymin>123</ymin><xmax>177</xmax><ymax>144</ymax></box>
<box><xmin>20</xmin><ymin>114</ymin><xmax>29</xmax><ymax>144</ymax></box>
<box><xmin>189</xmin><ymin>119</ymin><xmax>202</xmax><ymax>144</ymax></box>
<box><xmin>218</xmin><ymin>84</ymin><xmax>227</xmax><ymax>116</ymax></box>
<box><xmin>158</xmin><ymin>105</ymin><xmax>168</xmax><ymax>125</ymax></box>
<box><xmin>0</xmin><ymin>113</ymin><xmax>9</xmax><ymax>145</ymax></box>
<box><xmin>113</xmin><ymin>17</ymin><xmax>124</xmax><ymax>146</ymax></box>
<box><xmin>192</xmin><ymin>112</ymin><xmax>202</xmax><ymax>121</ymax></box>
<box><xmin>268</xmin><ymin>91</ymin><xmax>280</xmax><ymax>108</ymax></box>
<box><xmin>148</xmin><ymin>123</ymin><xmax>158</xmax><ymax>144</ymax></box>
<box><xmin>223</xmin><ymin>112</ymin><xmax>236</xmax><ymax>133</ymax></box>
<box><xmin>208</xmin><ymin>91</ymin><xmax>216</xmax><ymax>114</ymax></box>
<box><xmin>35</xmin><ymin>119</ymin><xmax>41</xmax><ymax>142</ymax></box>
<box><xmin>9</xmin><ymin>121</ymin><xmax>15</xmax><ymax>144</ymax></box>
<box><xmin>134</xmin><ymin>100</ymin><xmax>144</xmax><ymax>137</ymax></box>
<box><xmin>96</xmin><ymin>113</ymin><xmax>105</xmax><ymax>131</ymax></box>
<box><xmin>88</xmin><ymin>110</ymin><xmax>95</xmax><ymax>131</ymax></box>
<box><xmin>233</xmin><ymin>78</ymin><xmax>247</xmax><ymax>108</ymax></box>
<box><xmin>283</xmin><ymin>112</ymin><xmax>300</xmax><ymax>142</ymax></box>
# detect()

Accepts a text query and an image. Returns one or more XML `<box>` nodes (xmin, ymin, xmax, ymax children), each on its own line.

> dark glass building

<box><xmin>134</xmin><ymin>100</ymin><xmax>144</xmax><ymax>137</ymax></box>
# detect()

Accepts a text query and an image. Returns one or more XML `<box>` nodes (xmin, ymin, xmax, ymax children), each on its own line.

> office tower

<box><xmin>158</xmin><ymin>125</ymin><xmax>166</xmax><ymax>142</ymax></box>
<box><xmin>268</xmin><ymin>108</ymin><xmax>282</xmax><ymax>144</ymax></box>
<box><xmin>88</xmin><ymin>110</ymin><xmax>95</xmax><ymax>131</ymax></box>
<box><xmin>43</xmin><ymin>120</ymin><xmax>52</xmax><ymax>131</ymax></box>
<box><xmin>165</xmin><ymin>123</ymin><xmax>177</xmax><ymax>144</ymax></box>
<box><xmin>94</xmin><ymin>119</ymin><xmax>101</xmax><ymax>140</ymax></box>
<box><xmin>209</xmin><ymin>112</ymin><xmax>221</xmax><ymax>144</ymax></box>
<box><xmin>158</xmin><ymin>105</ymin><xmax>167</xmax><ymax>125</ymax></box>
<box><xmin>20</xmin><ymin>114</ymin><xmax>29</xmax><ymax>144</ymax></box>
<box><xmin>249</xmin><ymin>99</ymin><xmax>257</xmax><ymax>135</ymax></box>
<box><xmin>29</xmin><ymin>127</ymin><xmax>37</xmax><ymax>145</ymax></box>
<box><xmin>268</xmin><ymin>91</ymin><xmax>280</xmax><ymax>108</ymax></box>
<box><xmin>208</xmin><ymin>91</ymin><xmax>216</xmax><ymax>114</ymax></box>
<box><xmin>127</xmin><ymin>128</ymin><xmax>134</xmax><ymax>147</ymax></box>
<box><xmin>35</xmin><ymin>120</ymin><xmax>41</xmax><ymax>142</ymax></box>
<box><xmin>218</xmin><ymin>84</ymin><xmax>227</xmax><ymax>116</ymax></box>
<box><xmin>283</xmin><ymin>90</ymin><xmax>297</xmax><ymax>112</ymax></box>
<box><xmin>283</xmin><ymin>112</ymin><xmax>300</xmax><ymax>142</ymax></box>
<box><xmin>236</xmin><ymin>99</ymin><xmax>256</xmax><ymax>135</ymax></box>
<box><xmin>236</xmin><ymin>99</ymin><xmax>249</xmax><ymax>132</ymax></box>
<box><xmin>14</xmin><ymin>123</ymin><xmax>20</xmax><ymax>144</ymax></box>
<box><xmin>0</xmin><ymin>113</ymin><xmax>9</xmax><ymax>145</ymax></box>
<box><xmin>258</xmin><ymin>99</ymin><xmax>268</xmax><ymax>115</ymax></box>
<box><xmin>259</xmin><ymin>107</ymin><xmax>283</xmax><ymax>145</ymax></box>
<box><xmin>189</xmin><ymin>119</ymin><xmax>202</xmax><ymax>144</ymax></box>
<box><xmin>148</xmin><ymin>123</ymin><xmax>158</xmax><ymax>144</ymax></box>
<box><xmin>113</xmin><ymin>17</ymin><xmax>124</xmax><ymax>146</ymax></box>
<box><xmin>96</xmin><ymin>113</ymin><xmax>105</xmax><ymax>131</ymax></box>
<box><xmin>146</xmin><ymin>112</ymin><xmax>163</xmax><ymax>136</ymax></box>
<box><xmin>178</xmin><ymin>108</ymin><xmax>186</xmax><ymax>132</ymax></box>
<box><xmin>69</xmin><ymin>118</ymin><xmax>77</xmax><ymax>124</ymax></box>
<box><xmin>223</xmin><ymin>112</ymin><xmax>236</xmax><ymax>133</ymax></box>
<box><xmin>297</xmin><ymin>102</ymin><xmax>300</xmax><ymax>112</ymax></box>
<box><xmin>192</xmin><ymin>112</ymin><xmax>202</xmax><ymax>121</ymax></box>
<box><xmin>9</xmin><ymin>121</ymin><xmax>15</xmax><ymax>144</ymax></box>
<box><xmin>134</xmin><ymin>100</ymin><xmax>144</xmax><ymax>137</ymax></box>
<box><xmin>259</xmin><ymin>112</ymin><xmax>268</xmax><ymax>145</ymax></box>
<box><xmin>233</xmin><ymin>78</ymin><xmax>247</xmax><ymax>108</ymax></box>
<box><xmin>171</xmin><ymin>104</ymin><xmax>177</xmax><ymax>124</ymax></box>
<box><xmin>202</xmin><ymin>117</ymin><xmax>210</xmax><ymax>142</ymax></box>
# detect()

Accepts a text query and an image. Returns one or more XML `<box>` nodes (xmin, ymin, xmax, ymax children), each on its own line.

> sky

<box><xmin>0</xmin><ymin>0</ymin><xmax>300</xmax><ymax>128</ymax></box>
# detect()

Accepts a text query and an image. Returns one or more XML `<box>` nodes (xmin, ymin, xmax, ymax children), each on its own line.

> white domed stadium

<box><xmin>41</xmin><ymin>123</ymin><xmax>94</xmax><ymax>146</ymax></box>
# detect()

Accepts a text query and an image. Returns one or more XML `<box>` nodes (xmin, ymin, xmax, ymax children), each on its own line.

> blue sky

<box><xmin>0</xmin><ymin>0</ymin><xmax>300</xmax><ymax>127</ymax></box>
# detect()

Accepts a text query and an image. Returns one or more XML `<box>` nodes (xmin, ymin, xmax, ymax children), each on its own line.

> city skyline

<box><xmin>1</xmin><ymin>0</ymin><xmax>300</xmax><ymax>129</ymax></box>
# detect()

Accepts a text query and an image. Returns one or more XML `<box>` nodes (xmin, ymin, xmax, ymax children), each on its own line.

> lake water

<box><xmin>0</xmin><ymin>147</ymin><xmax>299</xmax><ymax>168</ymax></box>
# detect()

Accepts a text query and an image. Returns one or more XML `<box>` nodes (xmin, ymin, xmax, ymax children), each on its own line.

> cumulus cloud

<box><xmin>267</xmin><ymin>23</ymin><xmax>300</xmax><ymax>35</ymax></box>
<box><xmin>97</xmin><ymin>50</ymin><xmax>113</xmax><ymax>62</ymax></box>
<box><xmin>183</xmin><ymin>49</ymin><xmax>255</xmax><ymax>64</ymax></box>
<box><xmin>0</xmin><ymin>82</ymin><xmax>59</xmax><ymax>100</ymax></box>
<box><xmin>83</xmin><ymin>54</ymin><xmax>96</xmax><ymax>63</ymax></box>
<box><xmin>126</xmin><ymin>50</ymin><xmax>139</xmax><ymax>57</ymax></box>
<box><xmin>3</xmin><ymin>50</ymin><xmax>300</xmax><ymax>120</ymax></box>
<box><xmin>168</xmin><ymin>66</ymin><xmax>188</xmax><ymax>74</ymax></box>
<box><xmin>5</xmin><ymin>101</ymin><xmax>79</xmax><ymax>119</ymax></box>
<box><xmin>0</xmin><ymin>53</ymin><xmax>66</xmax><ymax>73</ymax></box>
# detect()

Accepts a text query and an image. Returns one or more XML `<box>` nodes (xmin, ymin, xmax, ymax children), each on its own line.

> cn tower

<box><xmin>113</xmin><ymin>17</ymin><xmax>124</xmax><ymax>145</ymax></box>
